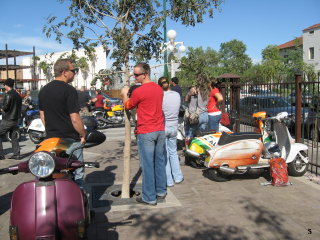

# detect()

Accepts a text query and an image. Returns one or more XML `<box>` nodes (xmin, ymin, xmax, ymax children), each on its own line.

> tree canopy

<box><xmin>44</xmin><ymin>0</ymin><xmax>223</xmax><ymax>78</ymax></box>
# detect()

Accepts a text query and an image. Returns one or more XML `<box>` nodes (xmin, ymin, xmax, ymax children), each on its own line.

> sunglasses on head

<box><xmin>134</xmin><ymin>72</ymin><xmax>145</xmax><ymax>77</ymax></box>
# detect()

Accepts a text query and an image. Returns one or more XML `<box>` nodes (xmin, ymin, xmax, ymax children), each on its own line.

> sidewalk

<box><xmin>1</xmin><ymin>136</ymin><xmax>320</xmax><ymax>240</ymax></box>
<box><xmin>85</xmin><ymin>139</ymin><xmax>320</xmax><ymax>240</ymax></box>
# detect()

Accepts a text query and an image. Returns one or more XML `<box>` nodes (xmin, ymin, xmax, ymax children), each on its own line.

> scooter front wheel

<box><xmin>287</xmin><ymin>151</ymin><xmax>308</xmax><ymax>177</ymax></box>
<box><xmin>205</xmin><ymin>168</ymin><xmax>230</xmax><ymax>182</ymax></box>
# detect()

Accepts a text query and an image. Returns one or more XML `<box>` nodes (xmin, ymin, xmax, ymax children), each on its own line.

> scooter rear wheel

<box><xmin>205</xmin><ymin>168</ymin><xmax>230</xmax><ymax>182</ymax></box>
<box><xmin>28</xmin><ymin>131</ymin><xmax>43</xmax><ymax>144</ymax></box>
<box><xmin>6</xmin><ymin>129</ymin><xmax>21</xmax><ymax>142</ymax></box>
<box><xmin>97</xmin><ymin>120</ymin><xmax>107</xmax><ymax>129</ymax></box>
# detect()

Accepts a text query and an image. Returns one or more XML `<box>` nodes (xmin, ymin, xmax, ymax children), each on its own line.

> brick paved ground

<box><xmin>1</xmin><ymin>133</ymin><xmax>320</xmax><ymax>240</ymax></box>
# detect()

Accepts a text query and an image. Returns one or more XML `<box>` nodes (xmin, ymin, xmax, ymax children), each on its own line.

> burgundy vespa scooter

<box><xmin>0</xmin><ymin>130</ymin><xmax>106</xmax><ymax>240</ymax></box>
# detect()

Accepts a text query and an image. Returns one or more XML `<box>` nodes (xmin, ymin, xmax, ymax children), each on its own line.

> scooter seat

<box><xmin>217</xmin><ymin>132</ymin><xmax>261</xmax><ymax>146</ymax></box>
<box><xmin>194</xmin><ymin>129</ymin><xmax>217</xmax><ymax>137</ymax></box>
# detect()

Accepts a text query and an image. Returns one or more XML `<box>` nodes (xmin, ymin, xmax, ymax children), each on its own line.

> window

<box><xmin>309</xmin><ymin>47</ymin><xmax>314</xmax><ymax>60</ymax></box>
<box><xmin>309</xmin><ymin>30</ymin><xmax>314</xmax><ymax>34</ymax></box>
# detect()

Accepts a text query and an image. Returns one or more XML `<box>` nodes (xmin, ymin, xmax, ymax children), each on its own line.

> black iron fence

<box><xmin>221</xmin><ymin>75</ymin><xmax>320</xmax><ymax>175</ymax></box>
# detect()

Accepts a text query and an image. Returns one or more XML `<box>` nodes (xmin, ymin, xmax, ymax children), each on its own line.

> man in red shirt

<box><xmin>121</xmin><ymin>63</ymin><xmax>167</xmax><ymax>205</ymax></box>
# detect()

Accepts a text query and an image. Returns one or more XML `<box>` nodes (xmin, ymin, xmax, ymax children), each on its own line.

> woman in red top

<box><xmin>207</xmin><ymin>80</ymin><xmax>223</xmax><ymax>131</ymax></box>
<box><xmin>91</xmin><ymin>90</ymin><xmax>104</xmax><ymax>111</ymax></box>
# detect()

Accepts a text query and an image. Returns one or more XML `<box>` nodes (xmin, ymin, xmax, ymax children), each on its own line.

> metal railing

<box><xmin>222</xmin><ymin>75</ymin><xmax>320</xmax><ymax>175</ymax></box>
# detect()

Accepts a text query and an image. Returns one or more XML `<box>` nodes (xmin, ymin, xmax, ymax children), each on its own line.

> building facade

<box><xmin>22</xmin><ymin>45</ymin><xmax>109</xmax><ymax>90</ymax></box>
<box><xmin>278</xmin><ymin>23</ymin><xmax>320</xmax><ymax>79</ymax></box>
<box><xmin>303</xmin><ymin>24</ymin><xmax>320</xmax><ymax>74</ymax></box>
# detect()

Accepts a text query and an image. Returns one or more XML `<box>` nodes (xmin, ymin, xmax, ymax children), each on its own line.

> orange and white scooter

<box><xmin>186</xmin><ymin>112</ymin><xmax>309</xmax><ymax>181</ymax></box>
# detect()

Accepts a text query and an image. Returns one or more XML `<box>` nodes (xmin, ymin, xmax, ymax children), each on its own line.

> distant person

<box><xmin>0</xmin><ymin>78</ymin><xmax>22</xmax><ymax>160</ymax></box>
<box><xmin>170</xmin><ymin>77</ymin><xmax>182</xmax><ymax>99</ymax></box>
<box><xmin>38</xmin><ymin>59</ymin><xmax>86</xmax><ymax>187</ymax></box>
<box><xmin>91</xmin><ymin>89</ymin><xmax>104</xmax><ymax>111</ymax></box>
<box><xmin>158</xmin><ymin>77</ymin><xmax>184</xmax><ymax>187</ymax></box>
<box><xmin>184</xmin><ymin>84</ymin><xmax>209</xmax><ymax>145</ymax></box>
<box><xmin>22</xmin><ymin>90</ymin><xmax>32</xmax><ymax>105</ymax></box>
<box><xmin>207</xmin><ymin>79</ymin><xmax>223</xmax><ymax>131</ymax></box>
<box><xmin>77</xmin><ymin>86</ymin><xmax>91</xmax><ymax>112</ymax></box>
<box><xmin>121</xmin><ymin>62</ymin><xmax>166</xmax><ymax>206</ymax></box>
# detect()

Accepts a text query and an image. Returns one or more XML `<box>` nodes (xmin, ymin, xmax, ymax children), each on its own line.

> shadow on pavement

<box><xmin>121</xmin><ymin>196</ymin><xmax>297</xmax><ymax>240</ymax></box>
<box><xmin>86</xmin><ymin>165</ymin><xmax>119</xmax><ymax>240</ymax></box>
<box><xmin>240</xmin><ymin>197</ymin><xmax>297</xmax><ymax>240</ymax></box>
<box><xmin>0</xmin><ymin>191</ymin><xmax>12</xmax><ymax>216</ymax></box>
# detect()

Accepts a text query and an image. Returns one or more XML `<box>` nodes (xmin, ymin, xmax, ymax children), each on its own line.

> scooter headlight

<box><xmin>28</xmin><ymin>152</ymin><xmax>55</xmax><ymax>178</ymax></box>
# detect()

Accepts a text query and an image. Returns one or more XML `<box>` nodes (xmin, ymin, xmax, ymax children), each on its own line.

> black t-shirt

<box><xmin>39</xmin><ymin>80</ymin><xmax>80</xmax><ymax>140</ymax></box>
<box><xmin>172</xmin><ymin>85</ymin><xmax>182</xmax><ymax>98</ymax></box>
<box><xmin>77</xmin><ymin>90</ymin><xmax>90</xmax><ymax>108</ymax></box>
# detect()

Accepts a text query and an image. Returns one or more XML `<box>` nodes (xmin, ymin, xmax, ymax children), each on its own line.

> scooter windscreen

<box><xmin>84</xmin><ymin>130</ymin><xmax>106</xmax><ymax>148</ymax></box>
<box><xmin>35</xmin><ymin>138</ymin><xmax>76</xmax><ymax>153</ymax></box>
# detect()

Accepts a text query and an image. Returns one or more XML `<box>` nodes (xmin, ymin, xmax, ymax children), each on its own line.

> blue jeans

<box><xmin>137</xmin><ymin>131</ymin><xmax>167</xmax><ymax>204</ymax></box>
<box><xmin>165</xmin><ymin>126</ymin><xmax>184</xmax><ymax>186</ymax></box>
<box><xmin>208</xmin><ymin>114</ymin><xmax>221</xmax><ymax>131</ymax></box>
<box><xmin>185</xmin><ymin>112</ymin><xmax>208</xmax><ymax>138</ymax></box>
<box><xmin>66</xmin><ymin>141</ymin><xmax>84</xmax><ymax>186</ymax></box>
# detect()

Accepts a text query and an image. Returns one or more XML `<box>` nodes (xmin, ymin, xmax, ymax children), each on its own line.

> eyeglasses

<box><xmin>160</xmin><ymin>81</ymin><xmax>168</xmax><ymax>86</ymax></box>
<box><xmin>69</xmin><ymin>68</ymin><xmax>79</xmax><ymax>74</ymax></box>
<box><xmin>133</xmin><ymin>72</ymin><xmax>145</xmax><ymax>77</ymax></box>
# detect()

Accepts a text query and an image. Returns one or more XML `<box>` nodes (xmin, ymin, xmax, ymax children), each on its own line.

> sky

<box><xmin>0</xmin><ymin>0</ymin><xmax>319</xmax><ymax>66</ymax></box>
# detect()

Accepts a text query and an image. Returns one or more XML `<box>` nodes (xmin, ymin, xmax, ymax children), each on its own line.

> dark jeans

<box><xmin>0</xmin><ymin>119</ymin><xmax>20</xmax><ymax>157</ymax></box>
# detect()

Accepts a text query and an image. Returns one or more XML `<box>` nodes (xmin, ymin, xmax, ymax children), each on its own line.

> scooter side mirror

<box><xmin>84</xmin><ymin>130</ymin><xmax>106</xmax><ymax>148</ymax></box>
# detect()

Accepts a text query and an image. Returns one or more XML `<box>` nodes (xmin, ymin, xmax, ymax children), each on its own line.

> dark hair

<box><xmin>171</xmin><ymin>77</ymin><xmax>179</xmax><ymax>84</ymax></box>
<box><xmin>134</xmin><ymin>62</ymin><xmax>150</xmax><ymax>76</ymax></box>
<box><xmin>4</xmin><ymin>78</ymin><xmax>14</xmax><ymax>88</ymax></box>
<box><xmin>210</xmin><ymin>79</ymin><xmax>220</xmax><ymax>89</ymax></box>
<box><xmin>96</xmin><ymin>89</ymin><xmax>101</xmax><ymax>95</ymax></box>
<box><xmin>54</xmin><ymin>59</ymin><xmax>74</xmax><ymax>77</ymax></box>
<box><xmin>128</xmin><ymin>85</ymin><xmax>141</xmax><ymax>97</ymax></box>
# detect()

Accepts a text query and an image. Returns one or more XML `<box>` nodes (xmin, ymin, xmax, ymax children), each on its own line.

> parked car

<box><xmin>304</xmin><ymin>96</ymin><xmax>320</xmax><ymax>141</ymax></box>
<box><xmin>304</xmin><ymin>110</ymin><xmax>320</xmax><ymax>141</ymax></box>
<box><xmin>239</xmin><ymin>95</ymin><xmax>308</xmax><ymax>129</ymax></box>
<box><xmin>286</xmin><ymin>92</ymin><xmax>314</xmax><ymax>107</ymax></box>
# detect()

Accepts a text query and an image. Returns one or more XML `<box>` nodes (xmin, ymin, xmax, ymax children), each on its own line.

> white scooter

<box><xmin>27</xmin><ymin>118</ymin><xmax>46</xmax><ymax>143</ymax></box>
<box><xmin>27</xmin><ymin>116</ymin><xmax>98</xmax><ymax>144</ymax></box>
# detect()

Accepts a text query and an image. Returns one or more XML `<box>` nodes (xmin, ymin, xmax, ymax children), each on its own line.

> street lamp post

<box><xmin>165</xmin><ymin>29</ymin><xmax>186</xmax><ymax>78</ymax></box>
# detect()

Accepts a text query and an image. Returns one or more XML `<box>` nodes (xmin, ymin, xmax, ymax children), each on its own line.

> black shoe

<box><xmin>157</xmin><ymin>193</ymin><xmax>167</xmax><ymax>200</ymax></box>
<box><xmin>8</xmin><ymin>155</ymin><xmax>21</xmax><ymax>160</ymax></box>
<box><xmin>0</xmin><ymin>156</ymin><xmax>5</xmax><ymax>160</ymax></box>
<box><xmin>136</xmin><ymin>196</ymin><xmax>157</xmax><ymax>206</ymax></box>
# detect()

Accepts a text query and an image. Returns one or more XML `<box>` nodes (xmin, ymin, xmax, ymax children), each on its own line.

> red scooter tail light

<box><xmin>9</xmin><ymin>226</ymin><xmax>19</xmax><ymax>240</ymax></box>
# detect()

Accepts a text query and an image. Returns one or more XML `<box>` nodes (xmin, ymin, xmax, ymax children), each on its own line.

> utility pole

<box><xmin>163</xmin><ymin>0</ymin><xmax>168</xmax><ymax>77</ymax></box>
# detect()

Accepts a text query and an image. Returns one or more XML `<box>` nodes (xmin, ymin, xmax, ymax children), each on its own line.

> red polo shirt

<box><xmin>125</xmin><ymin>82</ymin><xmax>164</xmax><ymax>134</ymax></box>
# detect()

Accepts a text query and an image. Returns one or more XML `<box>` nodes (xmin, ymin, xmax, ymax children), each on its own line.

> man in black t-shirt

<box><xmin>170</xmin><ymin>77</ymin><xmax>182</xmax><ymax>99</ymax></box>
<box><xmin>39</xmin><ymin>59</ymin><xmax>86</xmax><ymax>187</ymax></box>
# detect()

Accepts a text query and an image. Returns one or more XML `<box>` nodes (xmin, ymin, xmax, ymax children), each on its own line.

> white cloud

<box><xmin>13</xmin><ymin>24</ymin><xmax>23</xmax><ymax>28</ymax></box>
<box><xmin>0</xmin><ymin>32</ymin><xmax>73</xmax><ymax>55</ymax></box>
